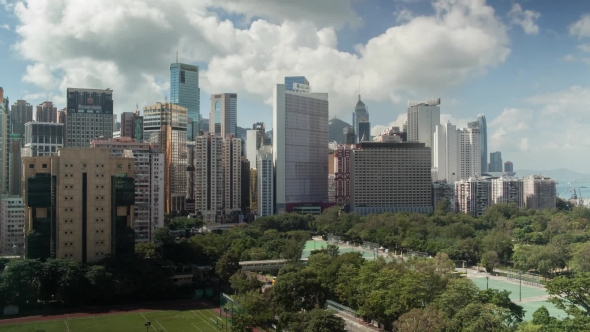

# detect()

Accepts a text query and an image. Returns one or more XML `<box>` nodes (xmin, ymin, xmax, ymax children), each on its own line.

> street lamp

<box><xmin>144</xmin><ymin>321</ymin><xmax>151</xmax><ymax>332</ymax></box>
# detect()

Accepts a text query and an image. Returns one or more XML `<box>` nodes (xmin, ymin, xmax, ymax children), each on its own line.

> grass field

<box><xmin>0</xmin><ymin>307</ymin><xmax>228</xmax><ymax>332</ymax></box>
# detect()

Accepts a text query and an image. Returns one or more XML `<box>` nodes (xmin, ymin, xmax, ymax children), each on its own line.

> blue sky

<box><xmin>1</xmin><ymin>0</ymin><xmax>590</xmax><ymax>172</ymax></box>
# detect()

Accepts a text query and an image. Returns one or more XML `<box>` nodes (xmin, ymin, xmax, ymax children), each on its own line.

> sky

<box><xmin>1</xmin><ymin>0</ymin><xmax>590</xmax><ymax>172</ymax></box>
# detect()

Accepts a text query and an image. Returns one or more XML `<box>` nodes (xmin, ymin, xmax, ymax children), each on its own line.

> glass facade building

<box><xmin>170</xmin><ymin>63</ymin><xmax>200</xmax><ymax>140</ymax></box>
<box><xmin>285</xmin><ymin>76</ymin><xmax>309</xmax><ymax>91</ymax></box>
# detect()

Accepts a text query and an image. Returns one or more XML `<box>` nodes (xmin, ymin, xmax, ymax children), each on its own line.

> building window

<box><xmin>180</xmin><ymin>70</ymin><xmax>185</xmax><ymax>83</ymax></box>
<box><xmin>29</xmin><ymin>164</ymin><xmax>34</xmax><ymax>168</ymax></box>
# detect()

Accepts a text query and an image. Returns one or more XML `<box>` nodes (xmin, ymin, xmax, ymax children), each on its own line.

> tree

<box><xmin>571</xmin><ymin>243</ymin><xmax>590</xmax><ymax>273</ymax></box>
<box><xmin>433</xmin><ymin>252</ymin><xmax>455</xmax><ymax>274</ymax></box>
<box><xmin>153</xmin><ymin>227</ymin><xmax>174</xmax><ymax>245</ymax></box>
<box><xmin>546</xmin><ymin>273</ymin><xmax>590</xmax><ymax>315</ymax></box>
<box><xmin>303</xmin><ymin>309</ymin><xmax>346</xmax><ymax>332</ymax></box>
<box><xmin>230</xmin><ymin>271</ymin><xmax>263</xmax><ymax>294</ymax></box>
<box><xmin>135</xmin><ymin>242</ymin><xmax>158</xmax><ymax>259</ymax></box>
<box><xmin>452</xmin><ymin>303</ymin><xmax>511</xmax><ymax>332</ymax></box>
<box><xmin>272</xmin><ymin>267</ymin><xmax>327</xmax><ymax>312</ymax></box>
<box><xmin>479</xmin><ymin>289</ymin><xmax>524</xmax><ymax>326</ymax></box>
<box><xmin>85</xmin><ymin>265</ymin><xmax>114</xmax><ymax>304</ymax></box>
<box><xmin>216</xmin><ymin>252</ymin><xmax>240</xmax><ymax>283</ymax></box>
<box><xmin>168</xmin><ymin>217</ymin><xmax>203</xmax><ymax>230</ymax></box>
<box><xmin>2</xmin><ymin>259</ymin><xmax>43</xmax><ymax>307</ymax></box>
<box><xmin>230</xmin><ymin>313</ymin><xmax>255</xmax><ymax>332</ymax></box>
<box><xmin>434</xmin><ymin>278</ymin><xmax>479</xmax><ymax>318</ymax></box>
<box><xmin>394</xmin><ymin>306</ymin><xmax>447</xmax><ymax>332</ymax></box>
<box><xmin>481</xmin><ymin>251</ymin><xmax>499</xmax><ymax>273</ymax></box>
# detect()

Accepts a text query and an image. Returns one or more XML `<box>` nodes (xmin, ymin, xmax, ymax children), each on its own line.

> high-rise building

<box><xmin>256</xmin><ymin>146</ymin><xmax>273</xmax><ymax>217</ymax></box>
<box><xmin>23</xmin><ymin>122</ymin><xmax>64</xmax><ymax>157</ymax></box>
<box><xmin>57</xmin><ymin>109</ymin><xmax>66</xmax><ymax>124</ymax></box>
<box><xmin>143</xmin><ymin>102</ymin><xmax>188</xmax><ymax>213</ymax></box>
<box><xmin>273</xmin><ymin>77</ymin><xmax>328</xmax><ymax>213</ymax></box>
<box><xmin>120</xmin><ymin>108</ymin><xmax>143</xmax><ymax>141</ymax></box>
<box><xmin>0</xmin><ymin>195</ymin><xmax>25</xmax><ymax>255</ymax></box>
<box><xmin>477</xmin><ymin>114</ymin><xmax>488</xmax><ymax>173</ymax></box>
<box><xmin>0</xmin><ymin>88</ymin><xmax>9</xmax><ymax>194</ymax></box>
<box><xmin>194</xmin><ymin>134</ymin><xmax>241</xmax><ymax>222</ymax></box>
<box><xmin>344</xmin><ymin>127</ymin><xmax>355</xmax><ymax>144</ymax></box>
<box><xmin>504</xmin><ymin>161</ymin><xmax>514</xmax><ymax>172</ymax></box>
<box><xmin>433</xmin><ymin>122</ymin><xmax>459</xmax><ymax>183</ymax></box>
<box><xmin>65</xmin><ymin>88</ymin><xmax>114</xmax><ymax>147</ymax></box>
<box><xmin>284</xmin><ymin>76</ymin><xmax>309</xmax><ymax>91</ymax></box>
<box><xmin>458</xmin><ymin>126</ymin><xmax>481</xmax><ymax>179</ymax></box>
<box><xmin>170</xmin><ymin>63</ymin><xmax>200</xmax><ymax>140</ymax></box>
<box><xmin>334</xmin><ymin>145</ymin><xmax>352</xmax><ymax>205</ymax></box>
<box><xmin>455</xmin><ymin>178</ymin><xmax>492</xmax><ymax>217</ymax></box>
<box><xmin>10</xmin><ymin>100</ymin><xmax>33</xmax><ymax>135</ymax></box>
<box><xmin>432</xmin><ymin>181</ymin><xmax>456</xmax><ymax>212</ymax></box>
<box><xmin>491</xmin><ymin>176</ymin><xmax>524</xmax><ymax>208</ymax></box>
<box><xmin>23</xmin><ymin>148</ymin><xmax>135</xmax><ymax>262</ymax></box>
<box><xmin>352</xmin><ymin>95</ymin><xmax>369</xmax><ymax>143</ymax></box>
<box><xmin>350</xmin><ymin>142</ymin><xmax>432</xmax><ymax>216</ymax></box>
<box><xmin>524</xmin><ymin>175</ymin><xmax>557</xmax><ymax>210</ymax></box>
<box><xmin>36</xmin><ymin>101</ymin><xmax>58</xmax><ymax>123</ymax></box>
<box><xmin>245</xmin><ymin>122</ymin><xmax>266</xmax><ymax>168</ymax></box>
<box><xmin>209</xmin><ymin>93</ymin><xmax>237</xmax><ymax>137</ymax></box>
<box><xmin>249</xmin><ymin>169</ymin><xmax>258</xmax><ymax>213</ymax></box>
<box><xmin>241</xmin><ymin>157</ymin><xmax>250</xmax><ymax>214</ymax></box>
<box><xmin>91</xmin><ymin>137</ymin><xmax>165</xmax><ymax>242</ymax></box>
<box><xmin>407</xmin><ymin>99</ymin><xmax>441</xmax><ymax>166</ymax></box>
<box><xmin>8</xmin><ymin>134</ymin><xmax>23</xmax><ymax>195</ymax></box>
<box><xmin>489</xmin><ymin>151</ymin><xmax>503</xmax><ymax>172</ymax></box>
<box><xmin>328</xmin><ymin>151</ymin><xmax>335</xmax><ymax>203</ymax></box>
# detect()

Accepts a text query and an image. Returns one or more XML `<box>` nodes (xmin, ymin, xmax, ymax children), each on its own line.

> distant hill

<box><xmin>264</xmin><ymin>118</ymin><xmax>352</xmax><ymax>144</ymax></box>
<box><xmin>517</xmin><ymin>168</ymin><xmax>590</xmax><ymax>183</ymax></box>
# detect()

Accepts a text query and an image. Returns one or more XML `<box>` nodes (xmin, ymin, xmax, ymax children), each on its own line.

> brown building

<box><xmin>334</xmin><ymin>145</ymin><xmax>352</xmax><ymax>205</ymax></box>
<box><xmin>23</xmin><ymin>148</ymin><xmax>135</xmax><ymax>263</ymax></box>
<box><xmin>36</xmin><ymin>101</ymin><xmax>58</xmax><ymax>123</ymax></box>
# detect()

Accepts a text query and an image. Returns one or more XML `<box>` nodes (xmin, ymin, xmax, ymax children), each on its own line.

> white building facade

<box><xmin>455</xmin><ymin>178</ymin><xmax>492</xmax><ymax>217</ymax></box>
<box><xmin>273</xmin><ymin>78</ymin><xmax>329</xmax><ymax>213</ymax></box>
<box><xmin>492</xmin><ymin>176</ymin><xmax>524</xmax><ymax>208</ymax></box>
<box><xmin>458</xmin><ymin>126</ymin><xmax>481</xmax><ymax>180</ymax></box>
<box><xmin>407</xmin><ymin>99</ymin><xmax>441</xmax><ymax>166</ymax></box>
<box><xmin>223</xmin><ymin>135</ymin><xmax>242</xmax><ymax>216</ymax></box>
<box><xmin>0</xmin><ymin>195</ymin><xmax>24</xmax><ymax>255</ymax></box>
<box><xmin>257</xmin><ymin>146</ymin><xmax>273</xmax><ymax>217</ymax></box>
<box><xmin>433</xmin><ymin>122</ymin><xmax>459</xmax><ymax>184</ymax></box>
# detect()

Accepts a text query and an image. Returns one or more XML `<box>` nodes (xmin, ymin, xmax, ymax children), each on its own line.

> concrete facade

<box><xmin>407</xmin><ymin>99</ymin><xmax>440</xmax><ymax>166</ymax></box>
<box><xmin>524</xmin><ymin>175</ymin><xmax>557</xmax><ymax>210</ymax></box>
<box><xmin>257</xmin><ymin>146</ymin><xmax>273</xmax><ymax>217</ymax></box>
<box><xmin>65</xmin><ymin>88</ymin><xmax>114</xmax><ymax>148</ymax></box>
<box><xmin>492</xmin><ymin>176</ymin><xmax>524</xmax><ymax>208</ymax></box>
<box><xmin>455</xmin><ymin>178</ymin><xmax>492</xmax><ymax>217</ymax></box>
<box><xmin>0</xmin><ymin>195</ymin><xmax>25</xmax><ymax>255</ymax></box>
<box><xmin>209</xmin><ymin>93</ymin><xmax>237</xmax><ymax>138</ymax></box>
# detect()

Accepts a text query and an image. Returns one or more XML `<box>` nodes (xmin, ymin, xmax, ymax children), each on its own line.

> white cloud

<box><xmin>577</xmin><ymin>44</ymin><xmax>590</xmax><ymax>53</ymax></box>
<box><xmin>1</xmin><ymin>24</ymin><xmax>9</xmax><ymax>30</ymax></box>
<box><xmin>569</xmin><ymin>14</ymin><xmax>590</xmax><ymax>38</ymax></box>
<box><xmin>394</xmin><ymin>9</ymin><xmax>413</xmax><ymax>23</ymax></box>
<box><xmin>507</xmin><ymin>3</ymin><xmax>540</xmax><ymax>35</ymax></box>
<box><xmin>371</xmin><ymin>113</ymin><xmax>407</xmax><ymax>136</ymax></box>
<box><xmin>10</xmin><ymin>0</ymin><xmax>511</xmax><ymax>119</ymax></box>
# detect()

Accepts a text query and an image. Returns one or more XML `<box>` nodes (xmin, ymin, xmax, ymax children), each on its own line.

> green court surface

<box><xmin>469</xmin><ymin>276</ymin><xmax>566</xmax><ymax>321</ymax></box>
<box><xmin>0</xmin><ymin>308</ymin><xmax>227</xmax><ymax>332</ymax></box>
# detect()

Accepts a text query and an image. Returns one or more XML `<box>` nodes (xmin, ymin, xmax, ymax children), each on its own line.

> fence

<box><xmin>506</xmin><ymin>270</ymin><xmax>543</xmax><ymax>288</ymax></box>
<box><xmin>406</xmin><ymin>250</ymin><xmax>430</xmax><ymax>259</ymax></box>
<box><xmin>326</xmin><ymin>300</ymin><xmax>379</xmax><ymax>332</ymax></box>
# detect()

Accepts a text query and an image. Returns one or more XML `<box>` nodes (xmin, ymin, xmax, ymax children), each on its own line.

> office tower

<box><xmin>170</xmin><ymin>63</ymin><xmax>200</xmax><ymax>140</ymax></box>
<box><xmin>489</xmin><ymin>151</ymin><xmax>503</xmax><ymax>172</ymax></box>
<box><xmin>334</xmin><ymin>145</ymin><xmax>352</xmax><ymax>205</ymax></box>
<box><xmin>0</xmin><ymin>195</ymin><xmax>25</xmax><ymax>255</ymax></box>
<box><xmin>245</xmin><ymin>122</ymin><xmax>266</xmax><ymax>168</ymax></box>
<box><xmin>432</xmin><ymin>181</ymin><xmax>456</xmax><ymax>212</ymax></box>
<box><xmin>352</xmin><ymin>95</ymin><xmax>369</xmax><ymax>143</ymax></box>
<box><xmin>328</xmin><ymin>151</ymin><xmax>335</xmax><ymax>203</ymax></box>
<box><xmin>477</xmin><ymin>114</ymin><xmax>488</xmax><ymax>173</ymax></box>
<box><xmin>209</xmin><ymin>93</ymin><xmax>237</xmax><ymax>137</ymax></box>
<box><xmin>187</xmin><ymin>118</ymin><xmax>194</xmax><ymax>142</ymax></box>
<box><xmin>143</xmin><ymin>102</ymin><xmax>188</xmax><ymax>213</ymax></box>
<box><xmin>241</xmin><ymin>157</ymin><xmax>250</xmax><ymax>214</ymax></box>
<box><xmin>433</xmin><ymin>122</ymin><xmax>459</xmax><ymax>184</ymax></box>
<box><xmin>344</xmin><ymin>127</ymin><xmax>355</xmax><ymax>144</ymax></box>
<box><xmin>23</xmin><ymin>148</ymin><xmax>135</xmax><ymax>262</ymax></box>
<box><xmin>10</xmin><ymin>100</ymin><xmax>33</xmax><ymax>135</ymax></box>
<box><xmin>350</xmin><ymin>142</ymin><xmax>432</xmax><ymax>216</ymax></box>
<box><xmin>458</xmin><ymin>126</ymin><xmax>481</xmax><ymax>179</ymax></box>
<box><xmin>194</xmin><ymin>134</ymin><xmax>223</xmax><ymax>222</ymax></box>
<box><xmin>8</xmin><ymin>135</ymin><xmax>22</xmax><ymax>195</ymax></box>
<box><xmin>57</xmin><ymin>109</ymin><xmax>66</xmax><ymax>124</ymax></box>
<box><xmin>250</xmin><ymin>169</ymin><xmax>258</xmax><ymax>213</ymax></box>
<box><xmin>407</xmin><ymin>99</ymin><xmax>441</xmax><ymax>165</ymax></box>
<box><xmin>0</xmin><ymin>88</ymin><xmax>9</xmax><ymax>195</ymax></box>
<box><xmin>186</xmin><ymin>140</ymin><xmax>196</xmax><ymax>214</ymax></box>
<box><xmin>91</xmin><ymin>137</ymin><xmax>165</xmax><ymax>242</ymax></box>
<box><xmin>504</xmin><ymin>161</ymin><xmax>514</xmax><ymax>172</ymax></box>
<box><xmin>455</xmin><ymin>178</ymin><xmax>492</xmax><ymax>217</ymax></box>
<box><xmin>120</xmin><ymin>110</ymin><xmax>143</xmax><ymax>141</ymax></box>
<box><xmin>23</xmin><ymin>122</ymin><xmax>64</xmax><ymax>157</ymax></box>
<box><xmin>65</xmin><ymin>88</ymin><xmax>114</xmax><ymax>147</ymax></box>
<box><xmin>36</xmin><ymin>101</ymin><xmax>58</xmax><ymax>123</ymax></box>
<box><xmin>524</xmin><ymin>175</ymin><xmax>557</xmax><ymax>210</ymax></box>
<box><xmin>273</xmin><ymin>77</ymin><xmax>328</xmax><ymax>213</ymax></box>
<box><xmin>284</xmin><ymin>76</ymin><xmax>309</xmax><ymax>91</ymax></box>
<box><xmin>492</xmin><ymin>176</ymin><xmax>524</xmax><ymax>208</ymax></box>
<box><xmin>256</xmin><ymin>146</ymin><xmax>273</xmax><ymax>217</ymax></box>
<box><xmin>223</xmin><ymin>135</ymin><xmax>242</xmax><ymax>217</ymax></box>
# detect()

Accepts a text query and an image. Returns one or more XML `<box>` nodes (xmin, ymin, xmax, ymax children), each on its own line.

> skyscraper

<box><xmin>23</xmin><ymin>122</ymin><xmax>64</xmax><ymax>157</ymax></box>
<box><xmin>284</xmin><ymin>76</ymin><xmax>309</xmax><ymax>91</ymax></box>
<box><xmin>492</xmin><ymin>176</ymin><xmax>524</xmax><ymax>208</ymax></box>
<box><xmin>36</xmin><ymin>101</ymin><xmax>58</xmax><ymax>123</ymax></box>
<box><xmin>8</xmin><ymin>134</ymin><xmax>23</xmax><ymax>195</ymax></box>
<box><xmin>65</xmin><ymin>88</ymin><xmax>114</xmax><ymax>147</ymax></box>
<box><xmin>0</xmin><ymin>195</ymin><xmax>24</xmax><ymax>255</ymax></box>
<box><xmin>407</xmin><ymin>99</ymin><xmax>441</xmax><ymax>165</ymax></box>
<box><xmin>524</xmin><ymin>175</ymin><xmax>556</xmax><ymax>210</ymax></box>
<box><xmin>274</xmin><ymin>77</ymin><xmax>328</xmax><ymax>213</ymax></box>
<box><xmin>489</xmin><ymin>151</ymin><xmax>503</xmax><ymax>172</ymax></box>
<box><xmin>352</xmin><ymin>95</ymin><xmax>369</xmax><ymax>143</ymax></box>
<box><xmin>433</xmin><ymin>122</ymin><xmax>459</xmax><ymax>184</ymax></box>
<box><xmin>256</xmin><ymin>146</ymin><xmax>273</xmax><ymax>217</ymax></box>
<box><xmin>209</xmin><ymin>93</ymin><xmax>237</xmax><ymax>137</ymax></box>
<box><xmin>455</xmin><ymin>178</ymin><xmax>492</xmax><ymax>217</ymax></box>
<box><xmin>23</xmin><ymin>148</ymin><xmax>135</xmax><ymax>262</ymax></box>
<box><xmin>143</xmin><ymin>102</ymin><xmax>188</xmax><ymax>213</ymax></box>
<box><xmin>223</xmin><ymin>135</ymin><xmax>242</xmax><ymax>216</ymax></box>
<box><xmin>10</xmin><ymin>100</ymin><xmax>33</xmax><ymax>135</ymax></box>
<box><xmin>458</xmin><ymin>126</ymin><xmax>481</xmax><ymax>179</ymax></box>
<box><xmin>0</xmin><ymin>88</ymin><xmax>9</xmax><ymax>194</ymax></box>
<box><xmin>504</xmin><ymin>161</ymin><xmax>514</xmax><ymax>172</ymax></box>
<box><xmin>477</xmin><ymin>114</ymin><xmax>488</xmax><ymax>173</ymax></box>
<box><xmin>170</xmin><ymin>63</ymin><xmax>200</xmax><ymax>140</ymax></box>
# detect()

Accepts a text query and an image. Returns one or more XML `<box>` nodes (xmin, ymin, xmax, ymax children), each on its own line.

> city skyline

<box><xmin>1</xmin><ymin>1</ymin><xmax>590</xmax><ymax>171</ymax></box>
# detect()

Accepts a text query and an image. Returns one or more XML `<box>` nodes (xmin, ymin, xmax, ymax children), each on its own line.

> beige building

<box><xmin>524</xmin><ymin>175</ymin><xmax>557</xmax><ymax>210</ymax></box>
<box><xmin>223</xmin><ymin>135</ymin><xmax>241</xmax><ymax>215</ymax></box>
<box><xmin>491</xmin><ymin>176</ymin><xmax>524</xmax><ymax>208</ymax></box>
<box><xmin>455</xmin><ymin>178</ymin><xmax>492</xmax><ymax>217</ymax></box>
<box><xmin>22</xmin><ymin>148</ymin><xmax>135</xmax><ymax>263</ymax></box>
<box><xmin>209</xmin><ymin>93</ymin><xmax>237</xmax><ymax>138</ymax></box>
<box><xmin>350</xmin><ymin>142</ymin><xmax>432</xmax><ymax>216</ymax></box>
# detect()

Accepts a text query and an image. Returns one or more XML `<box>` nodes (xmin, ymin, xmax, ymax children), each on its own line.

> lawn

<box><xmin>0</xmin><ymin>307</ymin><xmax>228</xmax><ymax>332</ymax></box>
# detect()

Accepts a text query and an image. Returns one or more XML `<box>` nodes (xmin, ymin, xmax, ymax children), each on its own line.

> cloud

<box><xmin>371</xmin><ymin>113</ymin><xmax>407</xmax><ymax>136</ymax></box>
<box><xmin>507</xmin><ymin>3</ymin><xmax>540</xmax><ymax>35</ymax></box>
<box><xmin>394</xmin><ymin>9</ymin><xmax>413</xmax><ymax>23</ymax></box>
<box><xmin>1</xmin><ymin>24</ymin><xmax>9</xmax><ymax>30</ymax></box>
<box><xmin>569</xmin><ymin>14</ymin><xmax>590</xmax><ymax>38</ymax></box>
<box><xmin>10</xmin><ymin>0</ymin><xmax>511</xmax><ymax>120</ymax></box>
<box><xmin>577</xmin><ymin>44</ymin><xmax>590</xmax><ymax>53</ymax></box>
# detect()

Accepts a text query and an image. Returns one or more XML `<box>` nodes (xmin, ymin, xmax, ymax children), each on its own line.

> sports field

<box><xmin>0</xmin><ymin>306</ymin><xmax>229</xmax><ymax>332</ymax></box>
